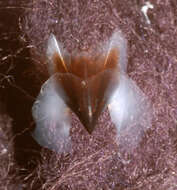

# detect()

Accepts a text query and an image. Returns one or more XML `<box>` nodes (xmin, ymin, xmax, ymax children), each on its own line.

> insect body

<box><xmin>32</xmin><ymin>31</ymin><xmax>151</xmax><ymax>153</ymax></box>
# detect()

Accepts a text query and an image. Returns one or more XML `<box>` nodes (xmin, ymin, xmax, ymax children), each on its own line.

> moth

<box><xmin>32</xmin><ymin>31</ymin><xmax>152</xmax><ymax>153</ymax></box>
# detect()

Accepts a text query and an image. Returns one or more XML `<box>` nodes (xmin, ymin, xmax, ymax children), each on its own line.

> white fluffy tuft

<box><xmin>32</xmin><ymin>76</ymin><xmax>72</xmax><ymax>153</ymax></box>
<box><xmin>109</xmin><ymin>74</ymin><xmax>152</xmax><ymax>150</ymax></box>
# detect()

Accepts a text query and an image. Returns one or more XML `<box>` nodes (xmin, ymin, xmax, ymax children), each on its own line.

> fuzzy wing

<box><xmin>47</xmin><ymin>34</ymin><xmax>68</xmax><ymax>74</ymax></box>
<box><xmin>32</xmin><ymin>76</ymin><xmax>72</xmax><ymax>153</ymax></box>
<box><xmin>108</xmin><ymin>74</ymin><xmax>152</xmax><ymax>148</ymax></box>
<box><xmin>103</xmin><ymin>30</ymin><xmax>127</xmax><ymax>72</ymax></box>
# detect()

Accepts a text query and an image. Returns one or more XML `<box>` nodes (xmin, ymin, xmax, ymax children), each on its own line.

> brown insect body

<box><xmin>52</xmin><ymin>48</ymin><xmax>120</xmax><ymax>133</ymax></box>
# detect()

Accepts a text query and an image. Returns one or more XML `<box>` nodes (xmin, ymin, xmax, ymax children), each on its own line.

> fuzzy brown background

<box><xmin>0</xmin><ymin>0</ymin><xmax>177</xmax><ymax>190</ymax></box>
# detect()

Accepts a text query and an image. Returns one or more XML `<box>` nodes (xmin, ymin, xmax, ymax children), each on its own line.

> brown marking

<box><xmin>103</xmin><ymin>48</ymin><xmax>120</xmax><ymax>70</ymax></box>
<box><xmin>52</xmin><ymin>52</ymin><xmax>68</xmax><ymax>73</ymax></box>
<box><xmin>52</xmin><ymin>47</ymin><xmax>119</xmax><ymax>78</ymax></box>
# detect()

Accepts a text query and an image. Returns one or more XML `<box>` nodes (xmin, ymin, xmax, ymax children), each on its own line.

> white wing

<box><xmin>32</xmin><ymin>76</ymin><xmax>72</xmax><ymax>153</ymax></box>
<box><xmin>46</xmin><ymin>34</ymin><xmax>68</xmax><ymax>74</ymax></box>
<box><xmin>109</xmin><ymin>74</ymin><xmax>152</xmax><ymax>149</ymax></box>
<box><xmin>104</xmin><ymin>30</ymin><xmax>127</xmax><ymax>72</ymax></box>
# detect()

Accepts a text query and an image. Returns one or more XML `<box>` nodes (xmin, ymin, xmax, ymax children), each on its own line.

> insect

<box><xmin>32</xmin><ymin>31</ymin><xmax>152</xmax><ymax>153</ymax></box>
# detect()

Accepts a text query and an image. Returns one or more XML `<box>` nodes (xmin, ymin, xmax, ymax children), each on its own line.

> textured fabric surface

<box><xmin>0</xmin><ymin>0</ymin><xmax>177</xmax><ymax>189</ymax></box>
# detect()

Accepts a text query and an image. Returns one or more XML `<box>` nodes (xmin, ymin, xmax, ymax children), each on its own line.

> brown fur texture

<box><xmin>0</xmin><ymin>0</ymin><xmax>177</xmax><ymax>189</ymax></box>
